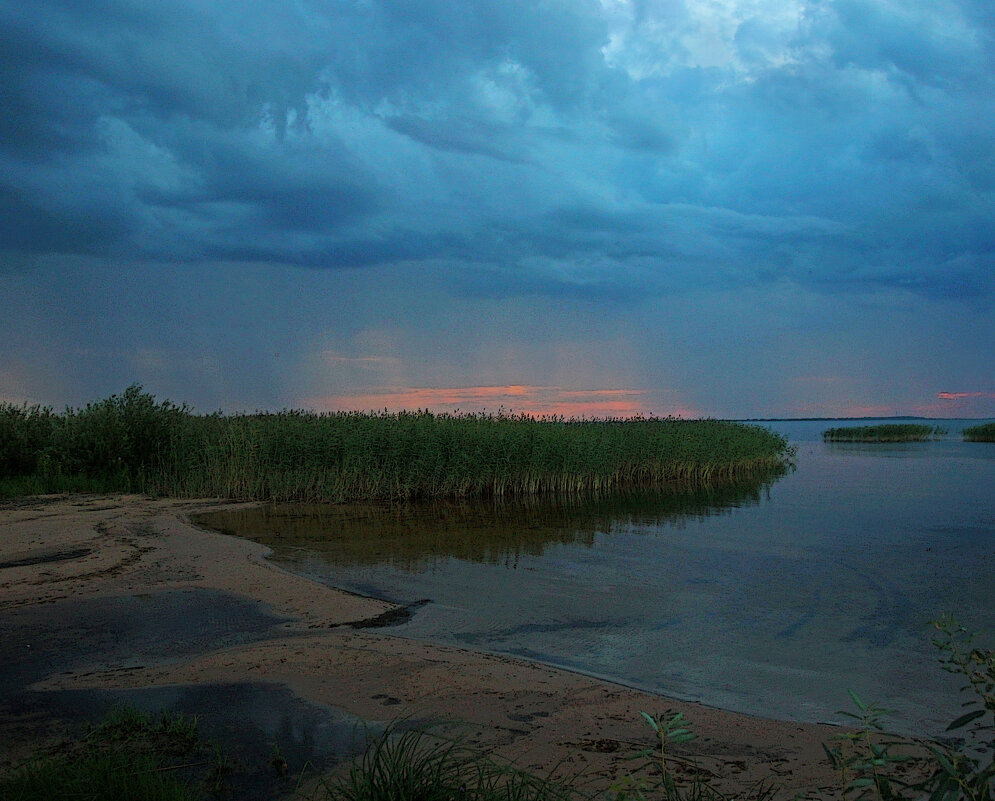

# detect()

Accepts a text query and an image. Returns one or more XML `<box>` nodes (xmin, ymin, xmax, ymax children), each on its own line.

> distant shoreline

<box><xmin>738</xmin><ymin>415</ymin><xmax>995</xmax><ymax>422</ymax></box>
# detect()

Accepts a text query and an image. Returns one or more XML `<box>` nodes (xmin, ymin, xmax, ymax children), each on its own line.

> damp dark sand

<box><xmin>1</xmin><ymin>494</ymin><xmax>844</xmax><ymax>798</ymax></box>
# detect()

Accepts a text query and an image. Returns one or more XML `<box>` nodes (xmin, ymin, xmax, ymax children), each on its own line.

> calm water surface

<box><xmin>198</xmin><ymin>419</ymin><xmax>995</xmax><ymax>735</ymax></box>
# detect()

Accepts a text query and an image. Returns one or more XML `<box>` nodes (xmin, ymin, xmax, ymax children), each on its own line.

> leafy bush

<box><xmin>825</xmin><ymin>616</ymin><xmax>994</xmax><ymax>801</ymax></box>
<box><xmin>46</xmin><ymin>384</ymin><xmax>189</xmax><ymax>485</ymax></box>
<box><xmin>0</xmin><ymin>403</ymin><xmax>55</xmax><ymax>478</ymax></box>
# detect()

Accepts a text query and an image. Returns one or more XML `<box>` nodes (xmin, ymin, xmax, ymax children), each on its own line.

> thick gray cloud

<box><xmin>3</xmin><ymin>0</ymin><xmax>993</xmax><ymax>301</ymax></box>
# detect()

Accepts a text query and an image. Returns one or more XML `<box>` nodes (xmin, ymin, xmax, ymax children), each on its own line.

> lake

<box><xmin>197</xmin><ymin>418</ymin><xmax>995</xmax><ymax>736</ymax></box>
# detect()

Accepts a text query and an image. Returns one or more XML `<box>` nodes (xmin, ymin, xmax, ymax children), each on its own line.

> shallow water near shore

<box><xmin>198</xmin><ymin>418</ymin><xmax>995</xmax><ymax>736</ymax></box>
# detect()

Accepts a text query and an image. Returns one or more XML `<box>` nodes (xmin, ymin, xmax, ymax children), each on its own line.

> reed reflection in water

<box><xmin>196</xmin><ymin>476</ymin><xmax>778</xmax><ymax>570</ymax></box>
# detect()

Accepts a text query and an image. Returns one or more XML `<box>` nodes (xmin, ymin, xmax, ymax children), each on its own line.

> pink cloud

<box><xmin>938</xmin><ymin>391</ymin><xmax>992</xmax><ymax>400</ymax></box>
<box><xmin>320</xmin><ymin>352</ymin><xmax>400</xmax><ymax>367</ymax></box>
<box><xmin>302</xmin><ymin>385</ymin><xmax>665</xmax><ymax>418</ymax></box>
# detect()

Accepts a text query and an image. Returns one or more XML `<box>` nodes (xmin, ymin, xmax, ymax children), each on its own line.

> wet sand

<box><xmin>0</xmin><ymin>494</ymin><xmax>848</xmax><ymax>797</ymax></box>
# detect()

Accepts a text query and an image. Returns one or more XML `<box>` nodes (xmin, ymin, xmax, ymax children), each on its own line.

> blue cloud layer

<box><xmin>3</xmin><ymin>0</ymin><xmax>993</xmax><ymax>304</ymax></box>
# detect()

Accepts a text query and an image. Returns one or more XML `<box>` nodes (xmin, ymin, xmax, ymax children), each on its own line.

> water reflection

<box><xmin>196</xmin><ymin>474</ymin><xmax>784</xmax><ymax>570</ymax></box>
<box><xmin>195</xmin><ymin>438</ymin><xmax>995</xmax><ymax>736</ymax></box>
<box><xmin>822</xmin><ymin>441</ymin><xmax>962</xmax><ymax>458</ymax></box>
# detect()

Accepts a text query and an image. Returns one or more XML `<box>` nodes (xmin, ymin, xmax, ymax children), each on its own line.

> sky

<box><xmin>2</xmin><ymin>0</ymin><xmax>994</xmax><ymax>419</ymax></box>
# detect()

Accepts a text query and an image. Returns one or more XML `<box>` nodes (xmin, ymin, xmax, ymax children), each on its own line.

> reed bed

<box><xmin>822</xmin><ymin>423</ymin><xmax>946</xmax><ymax>443</ymax></box>
<box><xmin>0</xmin><ymin>386</ymin><xmax>792</xmax><ymax>502</ymax></box>
<box><xmin>962</xmin><ymin>422</ymin><xmax>995</xmax><ymax>442</ymax></box>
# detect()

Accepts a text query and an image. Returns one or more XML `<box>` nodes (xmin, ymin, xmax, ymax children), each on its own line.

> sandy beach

<box><xmin>0</xmin><ymin>494</ymin><xmax>847</xmax><ymax>797</ymax></box>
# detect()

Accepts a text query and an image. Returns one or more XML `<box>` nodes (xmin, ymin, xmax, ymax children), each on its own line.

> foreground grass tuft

<box><xmin>4</xmin><ymin>750</ymin><xmax>197</xmax><ymax>801</ymax></box>
<box><xmin>1</xmin><ymin>706</ymin><xmax>204</xmax><ymax>801</ymax></box>
<box><xmin>316</xmin><ymin>723</ymin><xmax>584</xmax><ymax>801</ymax></box>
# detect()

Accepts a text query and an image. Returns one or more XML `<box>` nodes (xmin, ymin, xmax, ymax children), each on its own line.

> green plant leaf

<box><xmin>931</xmin><ymin>750</ymin><xmax>957</xmax><ymax>775</ymax></box>
<box><xmin>929</xmin><ymin>782</ymin><xmax>952</xmax><ymax>801</ymax></box>
<box><xmin>945</xmin><ymin>709</ymin><xmax>985</xmax><ymax>731</ymax></box>
<box><xmin>822</xmin><ymin>743</ymin><xmax>842</xmax><ymax>766</ymax></box>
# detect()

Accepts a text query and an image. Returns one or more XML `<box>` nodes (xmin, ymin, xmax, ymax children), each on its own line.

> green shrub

<box><xmin>0</xmin><ymin>403</ymin><xmax>55</xmax><ymax>478</ymax></box>
<box><xmin>46</xmin><ymin>384</ymin><xmax>189</xmax><ymax>486</ymax></box>
<box><xmin>824</xmin><ymin>616</ymin><xmax>994</xmax><ymax>801</ymax></box>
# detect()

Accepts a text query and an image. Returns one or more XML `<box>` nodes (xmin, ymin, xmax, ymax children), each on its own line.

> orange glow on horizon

<box><xmin>301</xmin><ymin>385</ymin><xmax>696</xmax><ymax>418</ymax></box>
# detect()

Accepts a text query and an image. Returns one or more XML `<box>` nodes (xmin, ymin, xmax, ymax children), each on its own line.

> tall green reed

<box><xmin>1</xmin><ymin>387</ymin><xmax>793</xmax><ymax>502</ymax></box>
<box><xmin>963</xmin><ymin>423</ymin><xmax>995</xmax><ymax>443</ymax></box>
<box><xmin>823</xmin><ymin>424</ymin><xmax>946</xmax><ymax>443</ymax></box>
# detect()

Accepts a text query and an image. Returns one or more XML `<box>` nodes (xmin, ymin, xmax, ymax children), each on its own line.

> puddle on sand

<box><xmin>0</xmin><ymin>588</ymin><xmax>388</xmax><ymax>795</ymax></box>
<box><xmin>0</xmin><ymin>588</ymin><xmax>290</xmax><ymax>702</ymax></box>
<box><xmin>3</xmin><ymin>683</ymin><xmax>374</xmax><ymax>801</ymax></box>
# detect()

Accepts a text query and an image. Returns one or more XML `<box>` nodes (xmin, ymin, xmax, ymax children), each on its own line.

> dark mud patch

<box><xmin>341</xmin><ymin>598</ymin><xmax>430</xmax><ymax>629</ymax></box>
<box><xmin>0</xmin><ymin>548</ymin><xmax>92</xmax><ymax>570</ymax></box>
<box><xmin>0</xmin><ymin>587</ymin><xmax>380</xmax><ymax>797</ymax></box>
<box><xmin>0</xmin><ymin>588</ymin><xmax>290</xmax><ymax>702</ymax></box>
<box><xmin>0</xmin><ymin>494</ymin><xmax>73</xmax><ymax>512</ymax></box>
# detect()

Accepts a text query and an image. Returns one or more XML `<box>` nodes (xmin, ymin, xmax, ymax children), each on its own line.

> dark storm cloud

<box><xmin>825</xmin><ymin>0</ymin><xmax>983</xmax><ymax>87</ymax></box>
<box><xmin>2</xmin><ymin>0</ymin><xmax>994</xmax><ymax>305</ymax></box>
<box><xmin>0</xmin><ymin>2</ymin><xmax>319</xmax><ymax>152</ymax></box>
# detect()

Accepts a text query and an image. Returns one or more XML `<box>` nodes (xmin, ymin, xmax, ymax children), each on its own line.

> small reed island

<box><xmin>822</xmin><ymin>423</ymin><xmax>947</xmax><ymax>443</ymax></box>
<box><xmin>963</xmin><ymin>422</ymin><xmax>995</xmax><ymax>442</ymax></box>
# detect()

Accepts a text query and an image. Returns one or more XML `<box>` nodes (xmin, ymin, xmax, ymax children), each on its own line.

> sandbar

<box><xmin>0</xmin><ymin>494</ymin><xmax>846</xmax><ymax>797</ymax></box>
